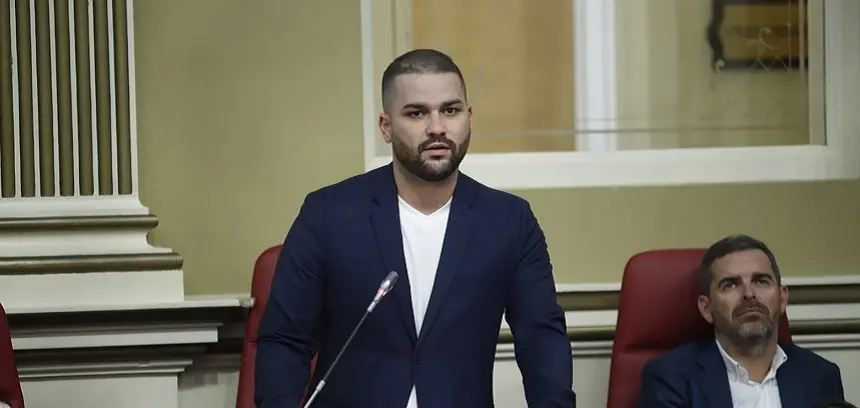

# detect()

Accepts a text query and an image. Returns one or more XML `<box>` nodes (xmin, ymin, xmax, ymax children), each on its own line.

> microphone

<box><xmin>302</xmin><ymin>271</ymin><xmax>399</xmax><ymax>408</ymax></box>
<box><xmin>368</xmin><ymin>271</ymin><xmax>399</xmax><ymax>313</ymax></box>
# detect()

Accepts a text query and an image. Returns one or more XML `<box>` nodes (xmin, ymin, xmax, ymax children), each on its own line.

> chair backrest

<box><xmin>605</xmin><ymin>249</ymin><xmax>791</xmax><ymax>408</ymax></box>
<box><xmin>0</xmin><ymin>303</ymin><xmax>24</xmax><ymax>408</ymax></box>
<box><xmin>235</xmin><ymin>245</ymin><xmax>316</xmax><ymax>408</ymax></box>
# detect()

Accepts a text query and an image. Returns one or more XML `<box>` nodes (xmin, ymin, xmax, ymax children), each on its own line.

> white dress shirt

<box><xmin>715</xmin><ymin>339</ymin><xmax>788</xmax><ymax>408</ymax></box>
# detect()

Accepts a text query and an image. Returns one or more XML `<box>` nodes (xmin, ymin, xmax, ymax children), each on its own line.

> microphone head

<box><xmin>379</xmin><ymin>271</ymin><xmax>399</xmax><ymax>294</ymax></box>
<box><xmin>385</xmin><ymin>271</ymin><xmax>399</xmax><ymax>286</ymax></box>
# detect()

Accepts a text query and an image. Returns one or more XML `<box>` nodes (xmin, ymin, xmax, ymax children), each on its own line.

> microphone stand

<box><xmin>302</xmin><ymin>272</ymin><xmax>399</xmax><ymax>408</ymax></box>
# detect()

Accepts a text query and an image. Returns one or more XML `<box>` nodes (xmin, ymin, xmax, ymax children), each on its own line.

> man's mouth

<box><xmin>738</xmin><ymin>308</ymin><xmax>764</xmax><ymax>317</ymax></box>
<box><xmin>425</xmin><ymin>143</ymin><xmax>450</xmax><ymax>151</ymax></box>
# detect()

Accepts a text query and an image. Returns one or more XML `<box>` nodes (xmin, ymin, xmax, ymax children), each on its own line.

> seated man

<box><xmin>636</xmin><ymin>234</ymin><xmax>844</xmax><ymax>408</ymax></box>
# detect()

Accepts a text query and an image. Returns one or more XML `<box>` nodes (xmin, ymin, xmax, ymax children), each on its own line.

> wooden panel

<box><xmin>410</xmin><ymin>0</ymin><xmax>575</xmax><ymax>153</ymax></box>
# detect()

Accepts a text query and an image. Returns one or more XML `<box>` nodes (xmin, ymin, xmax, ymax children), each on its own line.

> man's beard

<box><xmin>391</xmin><ymin>130</ymin><xmax>471</xmax><ymax>182</ymax></box>
<box><xmin>716</xmin><ymin>300</ymin><xmax>780</xmax><ymax>346</ymax></box>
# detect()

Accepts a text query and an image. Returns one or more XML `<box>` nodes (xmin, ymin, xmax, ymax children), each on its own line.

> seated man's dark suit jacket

<box><xmin>254</xmin><ymin>164</ymin><xmax>576</xmax><ymax>408</ymax></box>
<box><xmin>637</xmin><ymin>339</ymin><xmax>844</xmax><ymax>408</ymax></box>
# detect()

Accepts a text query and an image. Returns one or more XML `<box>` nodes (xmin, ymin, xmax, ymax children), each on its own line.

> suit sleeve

<box><xmin>254</xmin><ymin>193</ymin><xmax>326</xmax><ymax>408</ymax></box>
<box><xmin>825</xmin><ymin>362</ymin><xmax>845</xmax><ymax>401</ymax></box>
<box><xmin>504</xmin><ymin>200</ymin><xmax>576</xmax><ymax>408</ymax></box>
<box><xmin>636</xmin><ymin>358</ymin><xmax>687</xmax><ymax>408</ymax></box>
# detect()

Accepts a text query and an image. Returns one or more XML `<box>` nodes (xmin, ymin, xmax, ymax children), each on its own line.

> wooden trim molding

<box><xmin>556</xmin><ymin>283</ymin><xmax>860</xmax><ymax>311</ymax></box>
<box><xmin>0</xmin><ymin>215</ymin><xmax>159</xmax><ymax>231</ymax></box>
<box><xmin>8</xmin><ymin>291</ymin><xmax>857</xmax><ymax>360</ymax></box>
<box><xmin>0</xmin><ymin>252</ymin><xmax>183</xmax><ymax>275</ymax></box>
<box><xmin>497</xmin><ymin>318</ymin><xmax>860</xmax><ymax>344</ymax></box>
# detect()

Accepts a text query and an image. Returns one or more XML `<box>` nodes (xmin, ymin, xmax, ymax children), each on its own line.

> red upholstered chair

<box><xmin>0</xmin><ymin>302</ymin><xmax>24</xmax><ymax>408</ymax></box>
<box><xmin>236</xmin><ymin>245</ymin><xmax>316</xmax><ymax>408</ymax></box>
<box><xmin>605</xmin><ymin>249</ymin><xmax>792</xmax><ymax>408</ymax></box>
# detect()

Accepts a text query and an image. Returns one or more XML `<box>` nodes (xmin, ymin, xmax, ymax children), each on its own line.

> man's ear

<box><xmin>779</xmin><ymin>285</ymin><xmax>789</xmax><ymax>314</ymax></box>
<box><xmin>378</xmin><ymin>114</ymin><xmax>392</xmax><ymax>144</ymax></box>
<box><xmin>698</xmin><ymin>295</ymin><xmax>713</xmax><ymax>324</ymax></box>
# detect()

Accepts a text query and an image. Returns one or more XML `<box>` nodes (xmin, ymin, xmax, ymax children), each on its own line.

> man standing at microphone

<box><xmin>255</xmin><ymin>48</ymin><xmax>576</xmax><ymax>408</ymax></box>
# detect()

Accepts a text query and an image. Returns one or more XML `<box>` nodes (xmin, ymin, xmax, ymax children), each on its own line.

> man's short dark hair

<box><xmin>380</xmin><ymin>48</ymin><xmax>467</xmax><ymax>112</ymax></box>
<box><xmin>698</xmin><ymin>234</ymin><xmax>781</xmax><ymax>296</ymax></box>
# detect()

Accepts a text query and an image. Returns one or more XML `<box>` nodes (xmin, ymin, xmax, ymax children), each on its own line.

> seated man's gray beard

<box><xmin>731</xmin><ymin>313</ymin><xmax>778</xmax><ymax>346</ymax></box>
<box><xmin>737</xmin><ymin>322</ymin><xmax>772</xmax><ymax>343</ymax></box>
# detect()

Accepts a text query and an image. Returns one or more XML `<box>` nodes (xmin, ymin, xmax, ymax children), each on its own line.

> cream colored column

<box><xmin>0</xmin><ymin>0</ymin><xmax>182</xmax><ymax>309</ymax></box>
<box><xmin>0</xmin><ymin>0</ymin><xmax>140</xmax><ymax>202</ymax></box>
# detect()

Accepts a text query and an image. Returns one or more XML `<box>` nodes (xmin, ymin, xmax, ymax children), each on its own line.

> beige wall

<box><xmin>135</xmin><ymin>0</ymin><xmax>860</xmax><ymax>295</ymax></box>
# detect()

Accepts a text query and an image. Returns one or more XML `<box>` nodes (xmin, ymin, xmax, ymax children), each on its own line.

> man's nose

<box><xmin>741</xmin><ymin>281</ymin><xmax>756</xmax><ymax>299</ymax></box>
<box><xmin>426</xmin><ymin>112</ymin><xmax>446</xmax><ymax>135</ymax></box>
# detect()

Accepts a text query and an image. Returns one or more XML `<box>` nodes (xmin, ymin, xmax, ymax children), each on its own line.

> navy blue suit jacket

<box><xmin>255</xmin><ymin>164</ymin><xmax>575</xmax><ymax>408</ymax></box>
<box><xmin>636</xmin><ymin>340</ymin><xmax>844</xmax><ymax>408</ymax></box>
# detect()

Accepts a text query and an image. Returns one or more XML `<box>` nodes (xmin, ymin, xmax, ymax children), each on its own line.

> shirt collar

<box><xmin>715</xmin><ymin>339</ymin><xmax>787</xmax><ymax>382</ymax></box>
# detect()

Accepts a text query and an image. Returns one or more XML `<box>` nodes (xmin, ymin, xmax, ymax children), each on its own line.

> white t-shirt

<box><xmin>398</xmin><ymin>196</ymin><xmax>451</xmax><ymax>408</ymax></box>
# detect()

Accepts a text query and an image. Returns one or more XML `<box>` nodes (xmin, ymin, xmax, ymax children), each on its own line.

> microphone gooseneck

<box><xmin>302</xmin><ymin>271</ymin><xmax>400</xmax><ymax>408</ymax></box>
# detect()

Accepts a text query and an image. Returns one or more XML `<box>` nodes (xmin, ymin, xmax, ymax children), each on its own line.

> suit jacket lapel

<box><xmin>369</xmin><ymin>164</ymin><xmax>417</xmax><ymax>342</ymax></box>
<box><xmin>776</xmin><ymin>344</ymin><xmax>804</xmax><ymax>408</ymax></box>
<box><xmin>698</xmin><ymin>341</ymin><xmax>734</xmax><ymax>408</ymax></box>
<box><xmin>415</xmin><ymin>176</ymin><xmax>475</xmax><ymax>350</ymax></box>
